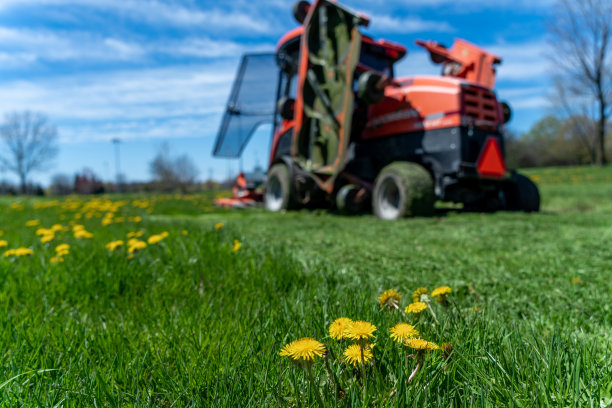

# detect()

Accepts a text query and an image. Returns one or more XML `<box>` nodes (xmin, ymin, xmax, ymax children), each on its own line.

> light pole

<box><xmin>112</xmin><ymin>138</ymin><xmax>121</xmax><ymax>191</ymax></box>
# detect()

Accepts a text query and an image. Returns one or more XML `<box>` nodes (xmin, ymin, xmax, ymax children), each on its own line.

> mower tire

<box><xmin>372</xmin><ymin>162</ymin><xmax>435</xmax><ymax>220</ymax></box>
<box><xmin>336</xmin><ymin>184</ymin><xmax>367</xmax><ymax>214</ymax></box>
<box><xmin>504</xmin><ymin>173</ymin><xmax>540</xmax><ymax>212</ymax></box>
<box><xmin>265</xmin><ymin>163</ymin><xmax>296</xmax><ymax>212</ymax></box>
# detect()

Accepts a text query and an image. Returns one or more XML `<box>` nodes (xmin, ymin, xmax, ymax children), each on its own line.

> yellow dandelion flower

<box><xmin>26</xmin><ymin>220</ymin><xmax>40</xmax><ymax>227</ymax></box>
<box><xmin>389</xmin><ymin>323</ymin><xmax>419</xmax><ymax>343</ymax></box>
<box><xmin>41</xmin><ymin>233</ymin><xmax>55</xmax><ymax>244</ymax></box>
<box><xmin>329</xmin><ymin>317</ymin><xmax>353</xmax><ymax>340</ymax></box>
<box><xmin>128</xmin><ymin>239</ymin><xmax>147</xmax><ymax>253</ymax></box>
<box><xmin>72</xmin><ymin>224</ymin><xmax>85</xmax><ymax>231</ymax></box>
<box><xmin>404</xmin><ymin>338</ymin><xmax>440</xmax><ymax>351</ymax></box>
<box><xmin>378</xmin><ymin>289</ymin><xmax>402</xmax><ymax>307</ymax></box>
<box><xmin>106</xmin><ymin>240</ymin><xmax>124</xmax><ymax>252</ymax></box>
<box><xmin>129</xmin><ymin>216</ymin><xmax>142</xmax><ymax>222</ymax></box>
<box><xmin>50</xmin><ymin>256</ymin><xmax>64</xmax><ymax>264</ymax></box>
<box><xmin>36</xmin><ymin>228</ymin><xmax>52</xmax><ymax>236</ymax></box>
<box><xmin>0</xmin><ymin>240</ymin><xmax>7</xmax><ymax>248</ymax></box>
<box><xmin>101</xmin><ymin>217</ymin><xmax>114</xmax><ymax>226</ymax></box>
<box><xmin>181</xmin><ymin>230</ymin><xmax>188</xmax><ymax>235</ymax></box>
<box><xmin>405</xmin><ymin>302</ymin><xmax>427</xmax><ymax>314</ymax></box>
<box><xmin>50</xmin><ymin>224</ymin><xmax>63</xmax><ymax>232</ymax></box>
<box><xmin>431</xmin><ymin>286</ymin><xmax>452</xmax><ymax>298</ymax></box>
<box><xmin>412</xmin><ymin>287</ymin><xmax>428</xmax><ymax>303</ymax></box>
<box><xmin>343</xmin><ymin>344</ymin><xmax>374</xmax><ymax>366</ymax></box>
<box><xmin>232</xmin><ymin>240</ymin><xmax>241</xmax><ymax>252</ymax></box>
<box><xmin>74</xmin><ymin>229</ymin><xmax>93</xmax><ymax>239</ymax></box>
<box><xmin>344</xmin><ymin>320</ymin><xmax>376</xmax><ymax>342</ymax></box>
<box><xmin>147</xmin><ymin>234</ymin><xmax>166</xmax><ymax>245</ymax></box>
<box><xmin>280</xmin><ymin>337</ymin><xmax>326</xmax><ymax>362</ymax></box>
<box><xmin>214</xmin><ymin>223</ymin><xmax>224</xmax><ymax>230</ymax></box>
<box><xmin>55</xmin><ymin>243</ymin><xmax>70</xmax><ymax>253</ymax></box>
<box><xmin>127</xmin><ymin>231</ymin><xmax>143</xmax><ymax>238</ymax></box>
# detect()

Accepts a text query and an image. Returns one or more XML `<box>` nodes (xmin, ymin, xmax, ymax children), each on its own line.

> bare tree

<box><xmin>0</xmin><ymin>111</ymin><xmax>59</xmax><ymax>193</ymax></box>
<box><xmin>49</xmin><ymin>173</ymin><xmax>73</xmax><ymax>196</ymax></box>
<box><xmin>549</xmin><ymin>0</ymin><xmax>612</xmax><ymax>165</ymax></box>
<box><xmin>150</xmin><ymin>143</ymin><xmax>199</xmax><ymax>192</ymax></box>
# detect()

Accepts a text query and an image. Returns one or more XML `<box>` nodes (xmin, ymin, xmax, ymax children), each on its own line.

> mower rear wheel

<box><xmin>265</xmin><ymin>163</ymin><xmax>295</xmax><ymax>212</ymax></box>
<box><xmin>372</xmin><ymin>162</ymin><xmax>435</xmax><ymax>220</ymax></box>
<box><xmin>505</xmin><ymin>173</ymin><xmax>540</xmax><ymax>212</ymax></box>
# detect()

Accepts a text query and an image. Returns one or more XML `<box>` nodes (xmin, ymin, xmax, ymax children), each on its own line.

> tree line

<box><xmin>505</xmin><ymin>116</ymin><xmax>612</xmax><ymax>169</ymax></box>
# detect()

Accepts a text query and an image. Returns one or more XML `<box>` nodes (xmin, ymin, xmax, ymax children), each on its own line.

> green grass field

<box><xmin>1</xmin><ymin>166</ymin><xmax>611</xmax><ymax>407</ymax></box>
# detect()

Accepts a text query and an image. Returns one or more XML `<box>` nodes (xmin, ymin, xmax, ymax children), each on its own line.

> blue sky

<box><xmin>0</xmin><ymin>0</ymin><xmax>554</xmax><ymax>186</ymax></box>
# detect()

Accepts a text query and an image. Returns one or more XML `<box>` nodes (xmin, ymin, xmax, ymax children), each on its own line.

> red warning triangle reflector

<box><xmin>477</xmin><ymin>137</ymin><xmax>506</xmax><ymax>178</ymax></box>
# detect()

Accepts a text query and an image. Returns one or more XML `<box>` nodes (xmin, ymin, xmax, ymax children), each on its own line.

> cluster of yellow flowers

<box><xmin>106</xmin><ymin>240</ymin><xmax>124</xmax><ymax>252</ymax></box>
<box><xmin>128</xmin><ymin>239</ymin><xmax>147</xmax><ymax>253</ymax></box>
<box><xmin>73</xmin><ymin>224</ymin><xmax>93</xmax><ymax>239</ymax></box>
<box><xmin>33</xmin><ymin>223</ymin><xmax>66</xmax><ymax>244</ymax></box>
<box><xmin>4</xmin><ymin>247</ymin><xmax>34</xmax><ymax>257</ymax></box>
<box><xmin>51</xmin><ymin>243</ymin><xmax>70</xmax><ymax>263</ymax></box>
<box><xmin>280</xmin><ymin>284</ymin><xmax>454</xmax><ymax>402</ymax></box>
<box><xmin>105</xmin><ymin>231</ymin><xmax>173</xmax><ymax>255</ymax></box>
<box><xmin>3</xmin><ymin>195</ymin><xmax>234</xmax><ymax>266</ymax></box>
<box><xmin>282</xmin><ymin>319</ymin><xmax>379</xmax><ymax>366</ymax></box>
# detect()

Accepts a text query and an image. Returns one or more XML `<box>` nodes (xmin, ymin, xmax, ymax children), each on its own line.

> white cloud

<box><xmin>351</xmin><ymin>0</ymin><xmax>555</xmax><ymax>11</ymax></box>
<box><xmin>0</xmin><ymin>27</ymin><xmax>147</xmax><ymax>63</ymax></box>
<box><xmin>0</xmin><ymin>0</ymin><xmax>276</xmax><ymax>33</ymax></box>
<box><xmin>507</xmin><ymin>95</ymin><xmax>549</xmax><ymax>109</ymax></box>
<box><xmin>368</xmin><ymin>14</ymin><xmax>454</xmax><ymax>34</ymax></box>
<box><xmin>157</xmin><ymin>38</ymin><xmax>274</xmax><ymax>59</ymax></box>
<box><xmin>103</xmin><ymin>38</ymin><xmax>145</xmax><ymax>59</ymax></box>
<box><xmin>0</xmin><ymin>51</ymin><xmax>37</xmax><ymax>67</ymax></box>
<box><xmin>0</xmin><ymin>62</ymin><xmax>240</xmax><ymax>142</ymax></box>
<box><xmin>58</xmin><ymin>116</ymin><xmax>215</xmax><ymax>144</ymax></box>
<box><xmin>0</xmin><ymin>26</ymin><xmax>274</xmax><ymax>67</ymax></box>
<box><xmin>487</xmin><ymin>41</ymin><xmax>549</xmax><ymax>81</ymax></box>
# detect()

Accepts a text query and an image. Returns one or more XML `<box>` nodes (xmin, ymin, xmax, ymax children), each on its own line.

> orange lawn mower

<box><xmin>213</xmin><ymin>0</ymin><xmax>539</xmax><ymax>219</ymax></box>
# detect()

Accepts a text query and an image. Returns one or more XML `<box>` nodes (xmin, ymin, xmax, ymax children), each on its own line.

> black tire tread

<box><xmin>372</xmin><ymin>162</ymin><xmax>435</xmax><ymax>219</ymax></box>
<box><xmin>505</xmin><ymin>173</ymin><xmax>540</xmax><ymax>212</ymax></box>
